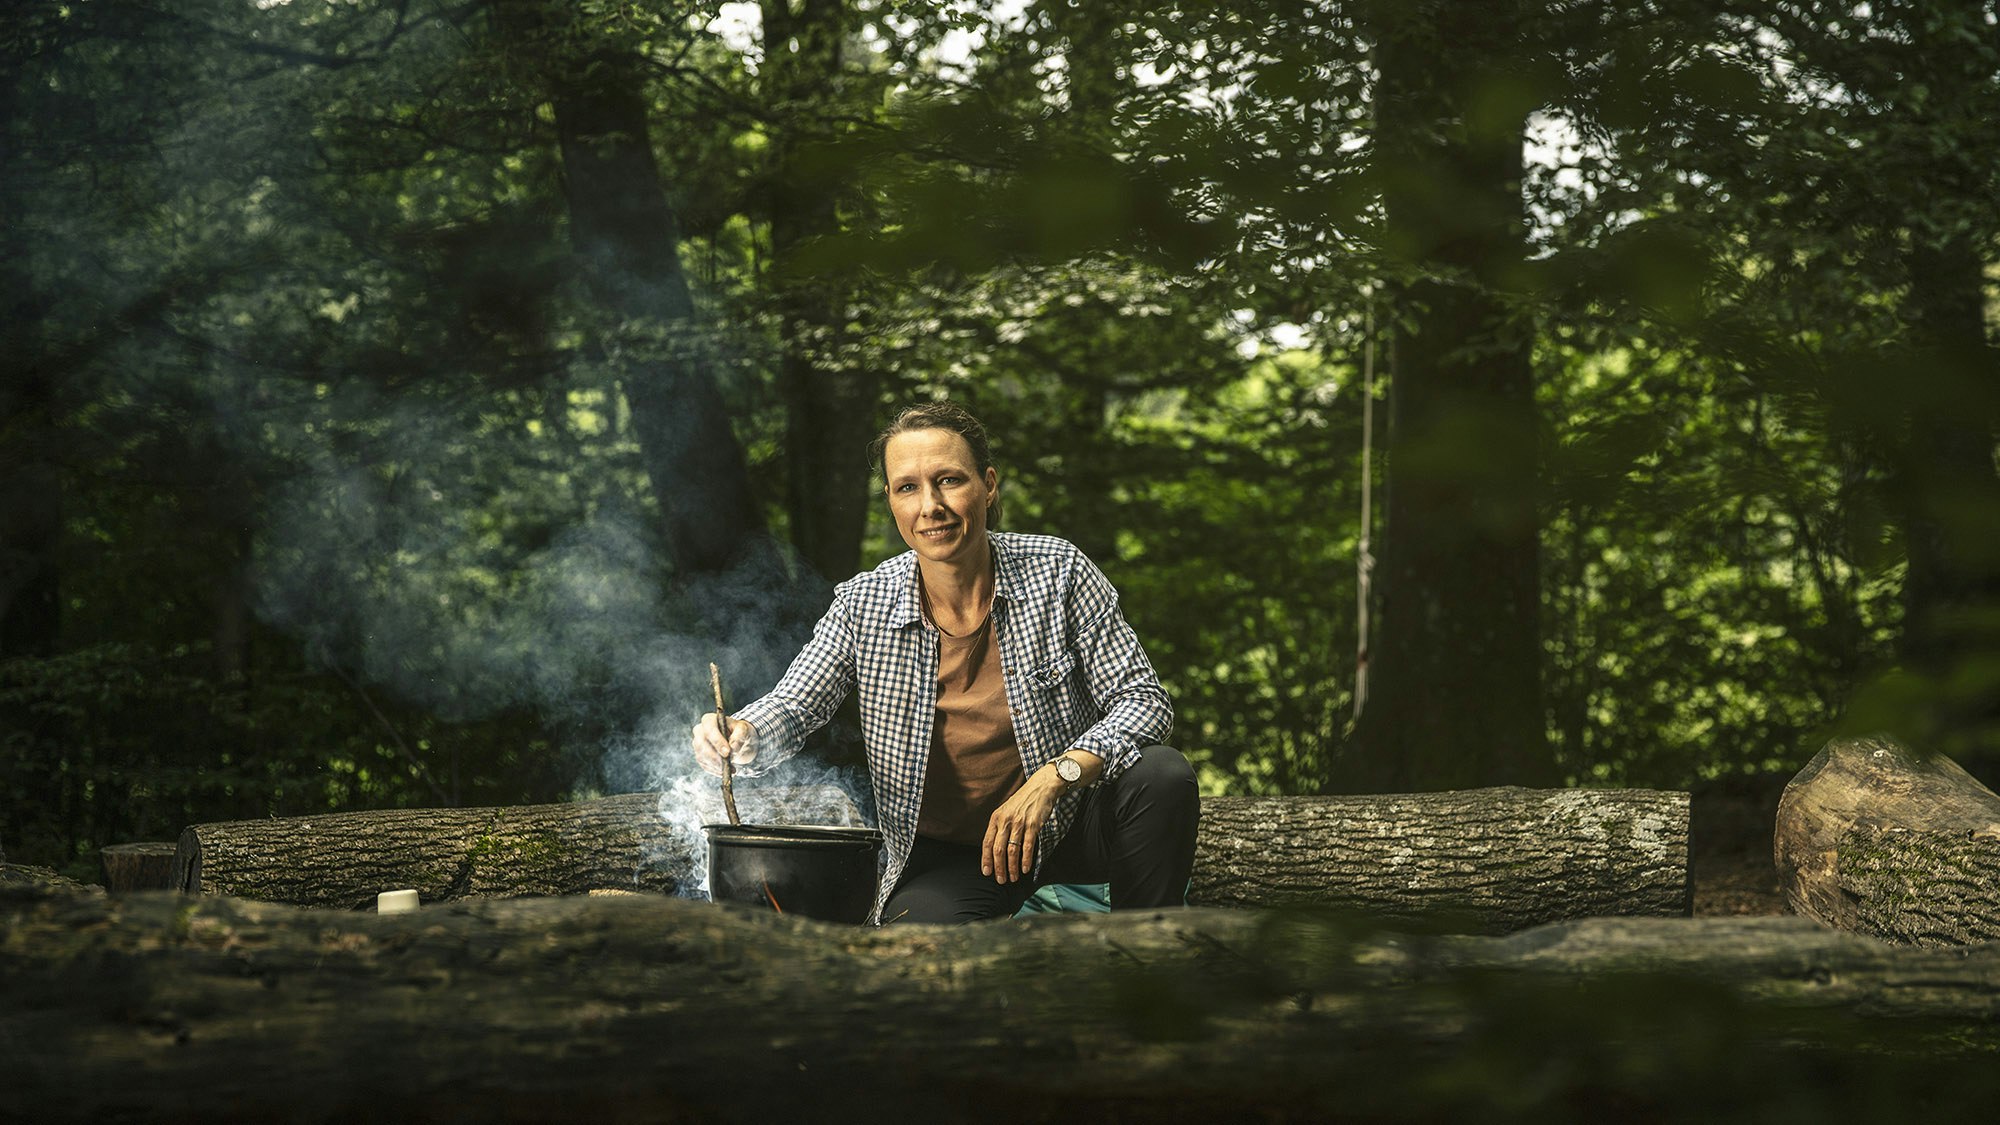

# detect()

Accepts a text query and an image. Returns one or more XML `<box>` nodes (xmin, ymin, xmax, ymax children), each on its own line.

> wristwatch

<box><xmin>1052</xmin><ymin>756</ymin><xmax>1083</xmax><ymax>789</ymax></box>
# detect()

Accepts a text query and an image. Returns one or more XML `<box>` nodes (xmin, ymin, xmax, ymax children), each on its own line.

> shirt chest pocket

<box><xmin>1025</xmin><ymin>652</ymin><xmax>1088</xmax><ymax>733</ymax></box>
<box><xmin>1029</xmin><ymin>652</ymin><xmax>1076</xmax><ymax>692</ymax></box>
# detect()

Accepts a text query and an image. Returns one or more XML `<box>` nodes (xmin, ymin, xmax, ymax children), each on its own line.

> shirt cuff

<box><xmin>729</xmin><ymin>695</ymin><xmax>802</xmax><ymax>777</ymax></box>
<box><xmin>1067</xmin><ymin>732</ymin><xmax>1144</xmax><ymax>782</ymax></box>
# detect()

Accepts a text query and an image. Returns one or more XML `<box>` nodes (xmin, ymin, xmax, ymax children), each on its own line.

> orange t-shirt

<box><xmin>915</xmin><ymin>615</ymin><xmax>1024</xmax><ymax>844</ymax></box>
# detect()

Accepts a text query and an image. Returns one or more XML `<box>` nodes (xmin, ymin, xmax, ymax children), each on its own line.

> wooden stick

<box><xmin>711</xmin><ymin>662</ymin><xmax>741</xmax><ymax>826</ymax></box>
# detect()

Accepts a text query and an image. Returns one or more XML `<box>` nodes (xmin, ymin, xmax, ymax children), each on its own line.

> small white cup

<box><xmin>377</xmin><ymin>889</ymin><xmax>420</xmax><ymax>914</ymax></box>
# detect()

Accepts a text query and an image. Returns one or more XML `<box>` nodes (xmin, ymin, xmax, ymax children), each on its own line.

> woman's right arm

<box><xmin>689</xmin><ymin>583</ymin><xmax>860</xmax><ymax>777</ymax></box>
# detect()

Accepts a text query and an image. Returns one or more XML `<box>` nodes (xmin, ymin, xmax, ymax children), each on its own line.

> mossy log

<box><xmin>172</xmin><ymin>785</ymin><xmax>865</xmax><ymax>909</ymax></box>
<box><xmin>4</xmin><ymin>882</ymin><xmax>1998</xmax><ymax>1123</ymax></box>
<box><xmin>1776</xmin><ymin>735</ymin><xmax>2000</xmax><ymax>946</ymax></box>
<box><xmin>174</xmin><ymin>786</ymin><xmax>1689</xmax><ymax>930</ymax></box>
<box><xmin>1190</xmin><ymin>787</ymin><xmax>1689</xmax><ymax>930</ymax></box>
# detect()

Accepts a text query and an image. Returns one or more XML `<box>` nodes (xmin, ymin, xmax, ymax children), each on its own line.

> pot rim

<box><xmin>702</xmin><ymin>823</ymin><xmax>882</xmax><ymax>847</ymax></box>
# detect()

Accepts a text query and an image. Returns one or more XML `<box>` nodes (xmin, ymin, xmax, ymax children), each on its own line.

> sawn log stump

<box><xmin>1776</xmin><ymin>734</ymin><xmax>2000</xmax><ymax>946</ymax></box>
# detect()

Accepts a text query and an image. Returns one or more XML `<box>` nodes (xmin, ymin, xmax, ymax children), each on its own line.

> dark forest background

<box><xmin>4</xmin><ymin>0</ymin><xmax>1996</xmax><ymax>879</ymax></box>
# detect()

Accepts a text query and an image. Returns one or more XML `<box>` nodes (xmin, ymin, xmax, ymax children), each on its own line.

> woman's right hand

<box><xmin>691</xmin><ymin>714</ymin><xmax>757</xmax><ymax>777</ymax></box>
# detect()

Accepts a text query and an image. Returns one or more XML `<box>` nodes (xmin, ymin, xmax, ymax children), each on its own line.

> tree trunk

<box><xmin>1191</xmin><ymin>788</ymin><xmax>1689</xmax><ymax>930</ymax></box>
<box><xmin>1348</xmin><ymin>0</ymin><xmax>1551</xmax><ymax>792</ymax></box>
<box><xmin>4</xmin><ymin>884</ymin><xmax>1997</xmax><ymax>1123</ymax></box>
<box><xmin>0</xmin><ymin>276</ymin><xmax>59</xmax><ymax>660</ymax></box>
<box><xmin>1775</xmin><ymin>734</ymin><xmax>2000</xmax><ymax>946</ymax></box>
<box><xmin>499</xmin><ymin>0</ymin><xmax>769</xmax><ymax>578</ymax></box>
<box><xmin>1898</xmin><ymin>234</ymin><xmax>2000</xmax><ymax>748</ymax></box>
<box><xmin>173</xmin><ymin>786</ymin><xmax>866</xmax><ymax>909</ymax></box>
<box><xmin>763</xmin><ymin>0</ymin><xmax>880</xmax><ymax>582</ymax></box>
<box><xmin>173</xmin><ymin>787</ymin><xmax>1685</xmax><ymax>929</ymax></box>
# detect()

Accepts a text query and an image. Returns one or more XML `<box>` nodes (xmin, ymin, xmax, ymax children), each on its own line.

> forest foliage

<box><xmin>2</xmin><ymin>0</ymin><xmax>1996</xmax><ymax>876</ymax></box>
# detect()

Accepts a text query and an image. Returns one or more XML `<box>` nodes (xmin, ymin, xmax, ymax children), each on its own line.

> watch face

<box><xmin>1056</xmin><ymin>758</ymin><xmax>1081</xmax><ymax>783</ymax></box>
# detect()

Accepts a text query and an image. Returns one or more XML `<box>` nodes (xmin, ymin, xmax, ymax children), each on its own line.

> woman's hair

<box><xmin>868</xmin><ymin>400</ymin><xmax>995</xmax><ymax>479</ymax></box>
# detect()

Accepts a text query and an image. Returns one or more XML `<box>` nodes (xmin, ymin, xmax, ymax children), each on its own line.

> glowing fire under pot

<box><xmin>702</xmin><ymin>823</ymin><xmax>883</xmax><ymax>924</ymax></box>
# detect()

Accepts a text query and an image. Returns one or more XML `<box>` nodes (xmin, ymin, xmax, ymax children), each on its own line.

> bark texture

<box><xmin>1191</xmin><ymin>788</ymin><xmax>1690</xmax><ymax>930</ymax></box>
<box><xmin>173</xmin><ymin>786</ymin><xmax>864</xmax><ymax>909</ymax></box>
<box><xmin>175</xmin><ymin>788</ymin><xmax>1687</xmax><ymax>927</ymax></box>
<box><xmin>100</xmin><ymin>842</ymin><xmax>176</xmax><ymax>895</ymax></box>
<box><xmin>4</xmin><ymin>882</ymin><xmax>1997</xmax><ymax>1124</ymax></box>
<box><xmin>1776</xmin><ymin>735</ymin><xmax>2000</xmax><ymax>946</ymax></box>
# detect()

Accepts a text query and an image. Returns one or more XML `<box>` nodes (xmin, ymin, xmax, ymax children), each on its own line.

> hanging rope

<box><xmin>1354</xmin><ymin>290</ymin><xmax>1377</xmax><ymax>721</ymax></box>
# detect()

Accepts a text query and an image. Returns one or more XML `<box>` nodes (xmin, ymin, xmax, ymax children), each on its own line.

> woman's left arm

<box><xmin>1061</xmin><ymin>553</ymin><xmax>1173</xmax><ymax>782</ymax></box>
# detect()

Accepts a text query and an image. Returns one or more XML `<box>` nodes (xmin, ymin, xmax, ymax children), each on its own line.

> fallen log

<box><xmin>1191</xmin><ymin>787</ymin><xmax>1689</xmax><ymax>930</ymax></box>
<box><xmin>2</xmin><ymin>882</ymin><xmax>1995</xmax><ymax>1123</ymax></box>
<box><xmin>0</xmin><ymin>863</ymin><xmax>101</xmax><ymax>896</ymax></box>
<box><xmin>172</xmin><ymin>784</ymin><xmax>865</xmax><ymax>909</ymax></box>
<box><xmin>1776</xmin><ymin>734</ymin><xmax>2000</xmax><ymax>946</ymax></box>
<box><xmin>177</xmin><ymin>785</ymin><xmax>1689</xmax><ymax>929</ymax></box>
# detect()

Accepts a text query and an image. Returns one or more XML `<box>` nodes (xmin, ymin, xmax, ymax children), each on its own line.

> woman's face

<box><xmin>883</xmin><ymin>428</ymin><xmax>999</xmax><ymax>567</ymax></box>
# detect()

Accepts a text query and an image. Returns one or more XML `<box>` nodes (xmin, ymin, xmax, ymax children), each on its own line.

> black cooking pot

<box><xmin>703</xmin><ymin>824</ymin><xmax>883</xmax><ymax>924</ymax></box>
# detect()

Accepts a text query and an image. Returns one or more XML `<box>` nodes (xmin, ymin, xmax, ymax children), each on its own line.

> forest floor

<box><xmin>1689</xmin><ymin>773</ymin><xmax>1790</xmax><ymax>916</ymax></box>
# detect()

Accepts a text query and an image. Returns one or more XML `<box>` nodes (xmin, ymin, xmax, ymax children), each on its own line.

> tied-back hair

<box><xmin>869</xmin><ymin>401</ymin><xmax>1002</xmax><ymax>528</ymax></box>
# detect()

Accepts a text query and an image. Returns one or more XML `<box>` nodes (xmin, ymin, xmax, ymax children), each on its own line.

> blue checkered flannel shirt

<box><xmin>733</xmin><ymin>532</ymin><xmax>1174</xmax><ymax>923</ymax></box>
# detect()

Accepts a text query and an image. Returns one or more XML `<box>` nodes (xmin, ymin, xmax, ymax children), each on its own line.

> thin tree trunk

<box><xmin>0</xmin><ymin>271</ymin><xmax>59</xmax><ymax>660</ymax></box>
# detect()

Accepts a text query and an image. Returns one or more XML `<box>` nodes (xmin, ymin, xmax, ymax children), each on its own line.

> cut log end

<box><xmin>1776</xmin><ymin>735</ymin><xmax>2000</xmax><ymax>946</ymax></box>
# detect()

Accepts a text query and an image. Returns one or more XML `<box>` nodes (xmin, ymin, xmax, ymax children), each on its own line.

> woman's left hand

<box><xmin>982</xmin><ymin>766</ymin><xmax>1066</xmax><ymax>884</ymax></box>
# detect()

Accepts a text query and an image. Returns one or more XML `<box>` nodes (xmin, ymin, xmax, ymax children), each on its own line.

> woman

<box><xmin>691</xmin><ymin>402</ymin><xmax>1198</xmax><ymax>923</ymax></box>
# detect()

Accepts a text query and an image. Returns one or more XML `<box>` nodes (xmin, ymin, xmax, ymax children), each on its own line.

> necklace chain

<box><xmin>919</xmin><ymin>570</ymin><xmax>994</xmax><ymax>638</ymax></box>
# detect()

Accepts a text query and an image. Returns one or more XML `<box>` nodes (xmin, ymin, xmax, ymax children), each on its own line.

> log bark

<box><xmin>0</xmin><ymin>863</ymin><xmax>101</xmax><ymax>896</ymax></box>
<box><xmin>3</xmin><ymin>882</ymin><xmax>1996</xmax><ymax>1123</ymax></box>
<box><xmin>100</xmin><ymin>842</ymin><xmax>176</xmax><ymax>895</ymax></box>
<box><xmin>175</xmin><ymin>787</ymin><xmax>1689</xmax><ymax>930</ymax></box>
<box><xmin>173</xmin><ymin>785</ymin><xmax>865</xmax><ymax>909</ymax></box>
<box><xmin>1190</xmin><ymin>787</ymin><xmax>1690</xmax><ymax>930</ymax></box>
<box><xmin>1776</xmin><ymin>734</ymin><xmax>2000</xmax><ymax>946</ymax></box>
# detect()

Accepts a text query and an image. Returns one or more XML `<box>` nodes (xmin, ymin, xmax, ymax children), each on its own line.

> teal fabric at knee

<box><xmin>1014</xmin><ymin>882</ymin><xmax>1111</xmax><ymax>916</ymax></box>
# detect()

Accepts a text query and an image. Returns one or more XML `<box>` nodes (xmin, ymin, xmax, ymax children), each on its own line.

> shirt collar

<box><xmin>989</xmin><ymin>531</ymin><xmax>1019</xmax><ymax>607</ymax></box>
<box><xmin>891</xmin><ymin>531</ymin><xmax>1013</xmax><ymax>629</ymax></box>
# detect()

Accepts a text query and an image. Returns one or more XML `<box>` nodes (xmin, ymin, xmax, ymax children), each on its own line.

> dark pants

<box><xmin>883</xmin><ymin>744</ymin><xmax>1199</xmax><ymax>924</ymax></box>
